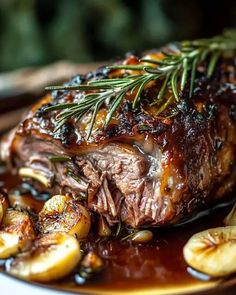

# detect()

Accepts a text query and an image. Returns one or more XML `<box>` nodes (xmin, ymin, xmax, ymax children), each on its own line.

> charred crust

<box><xmin>53</xmin><ymin>123</ymin><xmax>77</xmax><ymax>147</ymax></box>
<box><xmin>35</xmin><ymin>104</ymin><xmax>51</xmax><ymax>118</ymax></box>
<box><xmin>204</xmin><ymin>103</ymin><xmax>218</xmax><ymax>120</ymax></box>
<box><xmin>85</xmin><ymin>66</ymin><xmax>109</xmax><ymax>81</ymax></box>
<box><xmin>18</xmin><ymin>56</ymin><xmax>236</xmax><ymax>149</ymax></box>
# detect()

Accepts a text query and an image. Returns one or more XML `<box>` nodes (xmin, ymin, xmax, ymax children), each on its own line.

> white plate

<box><xmin>0</xmin><ymin>273</ymin><xmax>68</xmax><ymax>295</ymax></box>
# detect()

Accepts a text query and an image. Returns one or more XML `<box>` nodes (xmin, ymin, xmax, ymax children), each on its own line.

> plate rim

<box><xmin>1</xmin><ymin>269</ymin><xmax>236</xmax><ymax>295</ymax></box>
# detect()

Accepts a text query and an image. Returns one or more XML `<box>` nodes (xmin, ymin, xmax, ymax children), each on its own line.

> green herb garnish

<box><xmin>45</xmin><ymin>30</ymin><xmax>236</xmax><ymax>139</ymax></box>
<box><xmin>48</xmin><ymin>156</ymin><xmax>71</xmax><ymax>163</ymax></box>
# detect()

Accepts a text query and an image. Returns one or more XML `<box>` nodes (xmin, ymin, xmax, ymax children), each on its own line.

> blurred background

<box><xmin>0</xmin><ymin>0</ymin><xmax>235</xmax><ymax>72</ymax></box>
<box><xmin>0</xmin><ymin>0</ymin><xmax>235</xmax><ymax>129</ymax></box>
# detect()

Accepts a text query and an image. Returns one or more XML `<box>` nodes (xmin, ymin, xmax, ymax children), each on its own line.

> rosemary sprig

<box><xmin>45</xmin><ymin>30</ymin><xmax>236</xmax><ymax>139</ymax></box>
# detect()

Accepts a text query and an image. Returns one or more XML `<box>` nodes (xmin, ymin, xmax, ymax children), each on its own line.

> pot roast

<box><xmin>1</xmin><ymin>52</ymin><xmax>236</xmax><ymax>228</ymax></box>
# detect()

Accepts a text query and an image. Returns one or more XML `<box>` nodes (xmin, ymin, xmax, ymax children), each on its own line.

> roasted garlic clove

<box><xmin>81</xmin><ymin>251</ymin><xmax>104</xmax><ymax>271</ymax></box>
<box><xmin>183</xmin><ymin>226</ymin><xmax>236</xmax><ymax>277</ymax></box>
<box><xmin>3</xmin><ymin>210</ymin><xmax>35</xmax><ymax>236</ymax></box>
<box><xmin>38</xmin><ymin>195</ymin><xmax>91</xmax><ymax>239</ymax></box>
<box><xmin>131</xmin><ymin>230</ymin><xmax>153</xmax><ymax>243</ymax></box>
<box><xmin>19</xmin><ymin>167</ymin><xmax>52</xmax><ymax>188</ymax></box>
<box><xmin>8</xmin><ymin>232</ymin><xmax>81</xmax><ymax>282</ymax></box>
<box><xmin>0</xmin><ymin>210</ymin><xmax>35</xmax><ymax>259</ymax></box>
<box><xmin>224</xmin><ymin>203</ymin><xmax>236</xmax><ymax>226</ymax></box>
<box><xmin>78</xmin><ymin>251</ymin><xmax>104</xmax><ymax>279</ymax></box>
<box><xmin>98</xmin><ymin>216</ymin><xmax>111</xmax><ymax>237</ymax></box>
<box><xmin>0</xmin><ymin>232</ymin><xmax>22</xmax><ymax>259</ymax></box>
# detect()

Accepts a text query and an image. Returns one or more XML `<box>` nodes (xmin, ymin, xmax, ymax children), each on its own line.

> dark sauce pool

<box><xmin>0</xmin><ymin>165</ymin><xmax>235</xmax><ymax>293</ymax></box>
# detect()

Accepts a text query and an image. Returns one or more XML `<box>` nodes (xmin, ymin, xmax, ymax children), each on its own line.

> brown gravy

<box><xmin>0</xmin><ymin>165</ymin><xmax>235</xmax><ymax>293</ymax></box>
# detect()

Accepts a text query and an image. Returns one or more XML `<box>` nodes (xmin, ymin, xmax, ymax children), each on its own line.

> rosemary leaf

<box><xmin>107</xmin><ymin>65</ymin><xmax>146</xmax><ymax>71</ymax></box>
<box><xmin>158</xmin><ymin>73</ymin><xmax>170</xmax><ymax>100</ymax></box>
<box><xmin>45</xmin><ymin>85</ymin><xmax>81</xmax><ymax>91</ymax></box>
<box><xmin>156</xmin><ymin>96</ymin><xmax>173</xmax><ymax>116</ymax></box>
<box><xmin>199</xmin><ymin>49</ymin><xmax>209</xmax><ymax>62</ymax></box>
<box><xmin>104</xmin><ymin>92</ymin><xmax>125</xmax><ymax>127</ymax></box>
<box><xmin>189</xmin><ymin>56</ymin><xmax>199</xmax><ymax>97</ymax></box>
<box><xmin>140</xmin><ymin>58</ymin><xmax>173</xmax><ymax>66</ymax></box>
<box><xmin>44</xmin><ymin>103</ymin><xmax>78</xmax><ymax>112</ymax></box>
<box><xmin>86</xmin><ymin>100</ymin><xmax>104</xmax><ymax>140</ymax></box>
<box><xmin>180</xmin><ymin>58</ymin><xmax>188</xmax><ymax>91</ymax></box>
<box><xmin>115</xmin><ymin>221</ymin><xmax>122</xmax><ymax>238</ymax></box>
<box><xmin>132</xmin><ymin>76</ymin><xmax>154</xmax><ymax>109</ymax></box>
<box><xmin>171</xmin><ymin>68</ymin><xmax>180</xmax><ymax>101</ymax></box>
<box><xmin>49</xmin><ymin>156</ymin><xmax>71</xmax><ymax>163</ymax></box>
<box><xmin>207</xmin><ymin>51</ymin><xmax>221</xmax><ymax>77</ymax></box>
<box><xmin>88</xmin><ymin>78</ymin><xmax>130</xmax><ymax>86</ymax></box>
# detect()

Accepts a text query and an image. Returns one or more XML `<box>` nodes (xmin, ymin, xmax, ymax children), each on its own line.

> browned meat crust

<box><xmin>1</xmin><ymin>53</ymin><xmax>236</xmax><ymax>228</ymax></box>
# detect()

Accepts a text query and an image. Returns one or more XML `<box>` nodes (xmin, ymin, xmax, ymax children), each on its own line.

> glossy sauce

<box><xmin>0</xmin><ymin>165</ymin><xmax>235</xmax><ymax>293</ymax></box>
